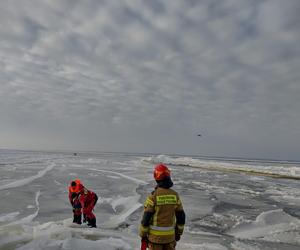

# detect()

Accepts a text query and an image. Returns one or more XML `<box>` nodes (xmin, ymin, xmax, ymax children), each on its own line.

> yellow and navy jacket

<box><xmin>139</xmin><ymin>185</ymin><xmax>185</xmax><ymax>244</ymax></box>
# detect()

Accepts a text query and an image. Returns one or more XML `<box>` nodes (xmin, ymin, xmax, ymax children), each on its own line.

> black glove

<box><xmin>175</xmin><ymin>233</ymin><xmax>181</xmax><ymax>241</ymax></box>
<box><xmin>71</xmin><ymin>193</ymin><xmax>77</xmax><ymax>199</ymax></box>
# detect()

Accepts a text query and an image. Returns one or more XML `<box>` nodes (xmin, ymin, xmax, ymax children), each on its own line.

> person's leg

<box><xmin>84</xmin><ymin>203</ymin><xmax>96</xmax><ymax>227</ymax></box>
<box><xmin>73</xmin><ymin>199</ymin><xmax>82</xmax><ymax>224</ymax></box>
<box><xmin>73</xmin><ymin>208</ymin><xmax>82</xmax><ymax>224</ymax></box>
<box><xmin>163</xmin><ymin>242</ymin><xmax>176</xmax><ymax>250</ymax></box>
<box><xmin>148</xmin><ymin>242</ymin><xmax>163</xmax><ymax>250</ymax></box>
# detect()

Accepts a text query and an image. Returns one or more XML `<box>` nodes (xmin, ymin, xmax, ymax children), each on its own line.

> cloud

<box><xmin>0</xmin><ymin>0</ymin><xmax>299</xmax><ymax>159</ymax></box>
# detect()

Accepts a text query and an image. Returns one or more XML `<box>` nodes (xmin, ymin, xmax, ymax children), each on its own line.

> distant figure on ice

<box><xmin>139</xmin><ymin>164</ymin><xmax>185</xmax><ymax>250</ymax></box>
<box><xmin>68</xmin><ymin>179</ymin><xmax>98</xmax><ymax>227</ymax></box>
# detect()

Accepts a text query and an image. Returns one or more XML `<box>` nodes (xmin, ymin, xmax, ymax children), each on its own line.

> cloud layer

<box><xmin>0</xmin><ymin>0</ymin><xmax>299</xmax><ymax>159</ymax></box>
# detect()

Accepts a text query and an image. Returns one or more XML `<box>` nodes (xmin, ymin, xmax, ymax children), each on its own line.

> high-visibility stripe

<box><xmin>140</xmin><ymin>225</ymin><xmax>149</xmax><ymax>232</ymax></box>
<box><xmin>149</xmin><ymin>228</ymin><xmax>175</xmax><ymax>236</ymax></box>
<box><xmin>177</xmin><ymin>224</ymin><xmax>184</xmax><ymax>230</ymax></box>
<box><xmin>150</xmin><ymin>225</ymin><xmax>174</xmax><ymax>231</ymax></box>
<box><xmin>156</xmin><ymin>195</ymin><xmax>177</xmax><ymax>205</ymax></box>
<box><xmin>145</xmin><ymin>198</ymin><xmax>154</xmax><ymax>207</ymax></box>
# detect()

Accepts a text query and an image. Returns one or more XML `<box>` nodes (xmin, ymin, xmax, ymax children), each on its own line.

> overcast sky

<box><xmin>0</xmin><ymin>0</ymin><xmax>299</xmax><ymax>160</ymax></box>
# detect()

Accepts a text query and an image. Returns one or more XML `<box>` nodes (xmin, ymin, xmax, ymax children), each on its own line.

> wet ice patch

<box><xmin>228</xmin><ymin>209</ymin><xmax>300</xmax><ymax>244</ymax></box>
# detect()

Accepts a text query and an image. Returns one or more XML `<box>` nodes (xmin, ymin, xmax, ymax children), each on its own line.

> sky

<box><xmin>0</xmin><ymin>0</ymin><xmax>299</xmax><ymax>160</ymax></box>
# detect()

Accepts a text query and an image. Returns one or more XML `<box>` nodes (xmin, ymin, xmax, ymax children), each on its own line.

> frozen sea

<box><xmin>0</xmin><ymin>149</ymin><xmax>300</xmax><ymax>250</ymax></box>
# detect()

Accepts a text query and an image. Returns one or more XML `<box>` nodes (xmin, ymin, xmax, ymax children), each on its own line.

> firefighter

<box><xmin>79</xmin><ymin>185</ymin><xmax>98</xmax><ymax>228</ymax></box>
<box><xmin>139</xmin><ymin>164</ymin><xmax>186</xmax><ymax>250</ymax></box>
<box><xmin>68</xmin><ymin>179</ymin><xmax>83</xmax><ymax>224</ymax></box>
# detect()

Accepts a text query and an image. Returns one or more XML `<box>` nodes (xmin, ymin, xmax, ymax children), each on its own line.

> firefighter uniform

<box><xmin>139</xmin><ymin>164</ymin><xmax>185</xmax><ymax>250</ymax></box>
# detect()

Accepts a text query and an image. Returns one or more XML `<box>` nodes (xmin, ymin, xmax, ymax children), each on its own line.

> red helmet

<box><xmin>154</xmin><ymin>164</ymin><xmax>171</xmax><ymax>181</ymax></box>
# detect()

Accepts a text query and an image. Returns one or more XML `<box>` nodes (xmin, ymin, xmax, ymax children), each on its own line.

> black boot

<box><xmin>72</xmin><ymin>214</ymin><xmax>77</xmax><ymax>223</ymax></box>
<box><xmin>87</xmin><ymin>217</ymin><xmax>97</xmax><ymax>228</ymax></box>
<box><xmin>73</xmin><ymin>214</ymin><xmax>82</xmax><ymax>224</ymax></box>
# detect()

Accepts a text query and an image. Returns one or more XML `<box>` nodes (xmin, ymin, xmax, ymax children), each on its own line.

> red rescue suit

<box><xmin>79</xmin><ymin>187</ymin><xmax>98</xmax><ymax>227</ymax></box>
<box><xmin>68</xmin><ymin>180</ymin><xmax>83</xmax><ymax>224</ymax></box>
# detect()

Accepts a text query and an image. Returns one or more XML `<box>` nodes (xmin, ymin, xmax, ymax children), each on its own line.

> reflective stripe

<box><xmin>140</xmin><ymin>225</ymin><xmax>149</xmax><ymax>232</ymax></box>
<box><xmin>177</xmin><ymin>224</ymin><xmax>184</xmax><ymax>230</ymax></box>
<box><xmin>150</xmin><ymin>225</ymin><xmax>174</xmax><ymax>231</ymax></box>
<box><xmin>149</xmin><ymin>228</ymin><xmax>175</xmax><ymax>236</ymax></box>
<box><xmin>156</xmin><ymin>195</ymin><xmax>177</xmax><ymax>205</ymax></box>
<box><xmin>149</xmin><ymin>225</ymin><xmax>175</xmax><ymax>236</ymax></box>
<box><xmin>145</xmin><ymin>198</ymin><xmax>154</xmax><ymax>207</ymax></box>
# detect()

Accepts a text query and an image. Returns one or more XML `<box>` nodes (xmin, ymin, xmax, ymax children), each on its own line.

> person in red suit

<box><xmin>79</xmin><ymin>185</ymin><xmax>98</xmax><ymax>228</ymax></box>
<box><xmin>68</xmin><ymin>179</ymin><xmax>83</xmax><ymax>224</ymax></box>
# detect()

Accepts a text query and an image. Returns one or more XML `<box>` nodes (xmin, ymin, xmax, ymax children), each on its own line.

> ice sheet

<box><xmin>144</xmin><ymin>155</ymin><xmax>300</xmax><ymax>179</ymax></box>
<box><xmin>228</xmin><ymin>209</ymin><xmax>300</xmax><ymax>244</ymax></box>
<box><xmin>0</xmin><ymin>212</ymin><xmax>20</xmax><ymax>222</ymax></box>
<box><xmin>0</xmin><ymin>150</ymin><xmax>299</xmax><ymax>249</ymax></box>
<box><xmin>0</xmin><ymin>163</ymin><xmax>55</xmax><ymax>190</ymax></box>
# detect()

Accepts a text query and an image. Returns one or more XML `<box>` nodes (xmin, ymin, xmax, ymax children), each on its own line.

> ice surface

<box><xmin>0</xmin><ymin>150</ymin><xmax>300</xmax><ymax>249</ymax></box>
<box><xmin>9</xmin><ymin>191</ymin><xmax>41</xmax><ymax>225</ymax></box>
<box><xmin>0</xmin><ymin>212</ymin><xmax>20</xmax><ymax>222</ymax></box>
<box><xmin>101</xmin><ymin>195</ymin><xmax>142</xmax><ymax>228</ymax></box>
<box><xmin>0</xmin><ymin>164</ymin><xmax>55</xmax><ymax>190</ymax></box>
<box><xmin>228</xmin><ymin>209</ymin><xmax>300</xmax><ymax>244</ymax></box>
<box><xmin>144</xmin><ymin>155</ymin><xmax>300</xmax><ymax>179</ymax></box>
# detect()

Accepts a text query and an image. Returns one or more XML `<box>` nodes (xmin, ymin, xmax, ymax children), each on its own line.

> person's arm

<box><xmin>69</xmin><ymin>191</ymin><xmax>74</xmax><ymax>205</ymax></box>
<box><xmin>175</xmin><ymin>196</ymin><xmax>185</xmax><ymax>241</ymax></box>
<box><xmin>139</xmin><ymin>195</ymin><xmax>155</xmax><ymax>238</ymax></box>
